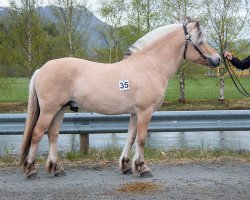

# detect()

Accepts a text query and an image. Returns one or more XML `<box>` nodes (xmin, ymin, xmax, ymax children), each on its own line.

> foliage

<box><xmin>202</xmin><ymin>0</ymin><xmax>249</xmax><ymax>101</ymax></box>
<box><xmin>49</xmin><ymin>0</ymin><xmax>90</xmax><ymax>58</ymax></box>
<box><xmin>0</xmin><ymin>0</ymin><xmax>90</xmax><ymax>77</ymax></box>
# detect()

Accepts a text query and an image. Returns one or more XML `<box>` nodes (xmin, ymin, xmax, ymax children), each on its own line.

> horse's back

<box><xmin>41</xmin><ymin>57</ymin><xmax>97</xmax><ymax>72</ymax></box>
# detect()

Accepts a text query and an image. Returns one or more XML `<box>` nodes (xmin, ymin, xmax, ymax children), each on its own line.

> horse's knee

<box><xmin>137</xmin><ymin>138</ymin><xmax>146</xmax><ymax>147</ymax></box>
<box><xmin>31</xmin><ymin>132</ymin><xmax>44</xmax><ymax>144</ymax></box>
<box><xmin>48</xmin><ymin>134</ymin><xmax>59</xmax><ymax>143</ymax></box>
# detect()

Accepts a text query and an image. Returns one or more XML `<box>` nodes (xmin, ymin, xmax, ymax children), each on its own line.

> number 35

<box><xmin>119</xmin><ymin>80</ymin><xmax>129</xmax><ymax>91</ymax></box>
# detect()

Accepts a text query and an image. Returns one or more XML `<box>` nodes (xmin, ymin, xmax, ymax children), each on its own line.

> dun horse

<box><xmin>20</xmin><ymin>20</ymin><xmax>220</xmax><ymax>179</ymax></box>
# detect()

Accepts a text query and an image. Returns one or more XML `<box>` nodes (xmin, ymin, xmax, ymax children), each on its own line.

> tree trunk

<box><xmin>179</xmin><ymin>65</ymin><xmax>185</xmax><ymax>103</ymax></box>
<box><xmin>27</xmin><ymin>0</ymin><xmax>33</xmax><ymax>78</ymax></box>
<box><xmin>219</xmin><ymin>66</ymin><xmax>225</xmax><ymax>103</ymax></box>
<box><xmin>67</xmin><ymin>0</ymin><xmax>73</xmax><ymax>57</ymax></box>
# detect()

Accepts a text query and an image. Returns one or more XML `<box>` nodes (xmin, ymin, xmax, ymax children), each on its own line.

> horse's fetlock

<box><xmin>135</xmin><ymin>159</ymin><xmax>144</xmax><ymax>166</ymax></box>
<box><xmin>46</xmin><ymin>160</ymin><xmax>57</xmax><ymax>173</ymax></box>
<box><xmin>122</xmin><ymin>157</ymin><xmax>130</xmax><ymax>164</ymax></box>
<box><xmin>24</xmin><ymin>160</ymin><xmax>35</xmax><ymax>171</ymax></box>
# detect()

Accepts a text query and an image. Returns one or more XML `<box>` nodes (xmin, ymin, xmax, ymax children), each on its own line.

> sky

<box><xmin>0</xmin><ymin>0</ymin><xmax>249</xmax><ymax>22</ymax></box>
<box><xmin>0</xmin><ymin>0</ymin><xmax>102</xmax><ymax>20</ymax></box>
<box><xmin>0</xmin><ymin>0</ymin><xmax>99</xmax><ymax>7</ymax></box>
<box><xmin>0</xmin><ymin>0</ymin><xmax>100</xmax><ymax>14</ymax></box>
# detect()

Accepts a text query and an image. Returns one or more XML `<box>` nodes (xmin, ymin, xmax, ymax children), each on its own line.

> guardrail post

<box><xmin>80</xmin><ymin>133</ymin><xmax>89</xmax><ymax>153</ymax></box>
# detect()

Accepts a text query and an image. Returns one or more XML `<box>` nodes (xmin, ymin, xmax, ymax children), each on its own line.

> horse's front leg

<box><xmin>119</xmin><ymin>114</ymin><xmax>137</xmax><ymax>174</ymax></box>
<box><xmin>132</xmin><ymin>110</ymin><xmax>153</xmax><ymax>177</ymax></box>
<box><xmin>46</xmin><ymin>108</ymin><xmax>66</xmax><ymax>176</ymax></box>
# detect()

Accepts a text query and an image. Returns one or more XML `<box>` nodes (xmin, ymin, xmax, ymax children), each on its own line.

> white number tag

<box><xmin>119</xmin><ymin>80</ymin><xmax>129</xmax><ymax>91</ymax></box>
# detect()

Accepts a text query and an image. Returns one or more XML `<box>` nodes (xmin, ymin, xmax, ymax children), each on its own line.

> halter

<box><xmin>183</xmin><ymin>23</ymin><xmax>208</xmax><ymax>62</ymax></box>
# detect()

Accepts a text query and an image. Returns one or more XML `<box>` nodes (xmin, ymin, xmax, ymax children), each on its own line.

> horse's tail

<box><xmin>19</xmin><ymin>70</ymin><xmax>40</xmax><ymax>168</ymax></box>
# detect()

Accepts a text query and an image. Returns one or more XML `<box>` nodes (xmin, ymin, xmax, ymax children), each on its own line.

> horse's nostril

<box><xmin>216</xmin><ymin>58</ymin><xmax>221</xmax><ymax>64</ymax></box>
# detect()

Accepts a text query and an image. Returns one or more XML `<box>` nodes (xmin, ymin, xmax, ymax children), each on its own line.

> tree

<box><xmin>7</xmin><ymin>0</ymin><xmax>46</xmax><ymax>77</ymax></box>
<box><xmin>203</xmin><ymin>0</ymin><xmax>249</xmax><ymax>102</ymax></box>
<box><xmin>97</xmin><ymin>0</ymin><xmax>163</xmax><ymax>63</ymax></box>
<box><xmin>49</xmin><ymin>0</ymin><xmax>91</xmax><ymax>57</ymax></box>
<box><xmin>97</xmin><ymin>0</ymin><xmax>126</xmax><ymax>63</ymax></box>
<box><xmin>162</xmin><ymin>0</ymin><xmax>201</xmax><ymax>103</ymax></box>
<box><xmin>127</xmin><ymin>0</ymin><xmax>162</xmax><ymax>33</ymax></box>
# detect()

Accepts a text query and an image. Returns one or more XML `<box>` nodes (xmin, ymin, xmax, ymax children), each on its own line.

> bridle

<box><xmin>183</xmin><ymin>23</ymin><xmax>209</xmax><ymax>62</ymax></box>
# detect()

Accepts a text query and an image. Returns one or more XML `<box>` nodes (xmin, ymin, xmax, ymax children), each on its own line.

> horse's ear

<box><xmin>194</xmin><ymin>21</ymin><xmax>201</xmax><ymax>32</ymax></box>
<box><xmin>182</xmin><ymin>16</ymin><xmax>193</xmax><ymax>24</ymax></box>
<box><xmin>186</xmin><ymin>16</ymin><xmax>193</xmax><ymax>23</ymax></box>
<box><xmin>194</xmin><ymin>21</ymin><xmax>200</xmax><ymax>29</ymax></box>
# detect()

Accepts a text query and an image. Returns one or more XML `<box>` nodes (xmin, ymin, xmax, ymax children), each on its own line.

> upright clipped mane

<box><xmin>126</xmin><ymin>19</ymin><xmax>205</xmax><ymax>57</ymax></box>
<box><xmin>126</xmin><ymin>24</ymin><xmax>181</xmax><ymax>56</ymax></box>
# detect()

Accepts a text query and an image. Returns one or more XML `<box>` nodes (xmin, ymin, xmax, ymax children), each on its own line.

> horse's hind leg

<box><xmin>46</xmin><ymin>107</ymin><xmax>66</xmax><ymax>176</ymax></box>
<box><xmin>119</xmin><ymin>114</ymin><xmax>137</xmax><ymax>174</ymax></box>
<box><xmin>132</xmin><ymin>110</ymin><xmax>153</xmax><ymax>177</ymax></box>
<box><xmin>25</xmin><ymin>111</ymin><xmax>55</xmax><ymax>179</ymax></box>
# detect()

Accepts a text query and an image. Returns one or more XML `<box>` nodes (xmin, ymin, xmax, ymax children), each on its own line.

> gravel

<box><xmin>0</xmin><ymin>160</ymin><xmax>250</xmax><ymax>200</ymax></box>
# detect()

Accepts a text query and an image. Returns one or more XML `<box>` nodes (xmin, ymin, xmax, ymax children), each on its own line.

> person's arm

<box><xmin>230</xmin><ymin>56</ymin><xmax>250</xmax><ymax>70</ymax></box>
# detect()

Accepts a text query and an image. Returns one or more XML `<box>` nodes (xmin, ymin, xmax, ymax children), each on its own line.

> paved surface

<box><xmin>0</xmin><ymin>160</ymin><xmax>250</xmax><ymax>200</ymax></box>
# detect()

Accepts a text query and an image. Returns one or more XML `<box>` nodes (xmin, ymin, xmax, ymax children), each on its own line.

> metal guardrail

<box><xmin>1</xmin><ymin>110</ymin><xmax>250</xmax><ymax>135</ymax></box>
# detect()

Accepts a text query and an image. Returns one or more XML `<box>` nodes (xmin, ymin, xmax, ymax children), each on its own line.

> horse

<box><xmin>20</xmin><ymin>19</ymin><xmax>220</xmax><ymax>179</ymax></box>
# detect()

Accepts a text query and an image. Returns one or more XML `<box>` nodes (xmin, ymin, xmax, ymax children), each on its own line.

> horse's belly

<box><xmin>76</xmin><ymin>95</ymin><xmax>135</xmax><ymax>115</ymax></box>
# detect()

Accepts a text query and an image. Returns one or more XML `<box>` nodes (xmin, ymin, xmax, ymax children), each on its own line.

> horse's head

<box><xmin>183</xmin><ymin>21</ymin><xmax>221</xmax><ymax>68</ymax></box>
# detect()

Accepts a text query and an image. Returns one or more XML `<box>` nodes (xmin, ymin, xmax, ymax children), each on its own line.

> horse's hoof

<box><xmin>122</xmin><ymin>167</ymin><xmax>133</xmax><ymax>175</ymax></box>
<box><xmin>27</xmin><ymin>171</ymin><xmax>40</xmax><ymax>180</ymax></box>
<box><xmin>140</xmin><ymin>171</ymin><xmax>153</xmax><ymax>178</ymax></box>
<box><xmin>55</xmin><ymin>170</ymin><xmax>66</xmax><ymax>177</ymax></box>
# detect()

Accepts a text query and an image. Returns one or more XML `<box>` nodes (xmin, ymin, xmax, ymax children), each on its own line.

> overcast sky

<box><xmin>0</xmin><ymin>0</ymin><xmax>249</xmax><ymax>19</ymax></box>
<box><xmin>0</xmin><ymin>0</ymin><xmax>100</xmax><ymax>13</ymax></box>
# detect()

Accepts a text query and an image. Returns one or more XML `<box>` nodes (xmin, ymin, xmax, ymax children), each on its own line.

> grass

<box><xmin>166</xmin><ymin>77</ymin><xmax>250</xmax><ymax>100</ymax></box>
<box><xmin>1</xmin><ymin>77</ymin><xmax>250</xmax><ymax>112</ymax></box>
<box><xmin>0</xmin><ymin>78</ymin><xmax>29</xmax><ymax>102</ymax></box>
<box><xmin>1</xmin><ymin>146</ymin><xmax>249</xmax><ymax>167</ymax></box>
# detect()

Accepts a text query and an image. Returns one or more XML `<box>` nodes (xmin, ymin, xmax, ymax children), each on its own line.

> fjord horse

<box><xmin>20</xmin><ymin>20</ymin><xmax>220</xmax><ymax>179</ymax></box>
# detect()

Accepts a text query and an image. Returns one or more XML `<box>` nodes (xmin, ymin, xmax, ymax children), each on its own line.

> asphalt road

<box><xmin>0</xmin><ymin>160</ymin><xmax>250</xmax><ymax>200</ymax></box>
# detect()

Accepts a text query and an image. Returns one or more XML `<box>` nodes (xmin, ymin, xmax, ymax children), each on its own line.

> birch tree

<box><xmin>49</xmin><ymin>0</ymin><xmax>91</xmax><ymax>57</ymax></box>
<box><xmin>127</xmin><ymin>0</ymin><xmax>161</xmax><ymax>33</ymax></box>
<box><xmin>162</xmin><ymin>0</ymin><xmax>200</xmax><ymax>103</ymax></box>
<box><xmin>8</xmin><ymin>0</ymin><xmax>45</xmax><ymax>77</ymax></box>
<box><xmin>98</xmin><ymin>0</ymin><xmax>126</xmax><ymax>62</ymax></box>
<box><xmin>203</xmin><ymin>0</ymin><xmax>249</xmax><ymax>102</ymax></box>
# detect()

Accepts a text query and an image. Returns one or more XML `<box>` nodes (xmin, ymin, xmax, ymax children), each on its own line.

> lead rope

<box><xmin>224</xmin><ymin>57</ymin><xmax>250</xmax><ymax>97</ymax></box>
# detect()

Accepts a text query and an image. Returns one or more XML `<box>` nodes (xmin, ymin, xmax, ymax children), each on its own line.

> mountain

<box><xmin>0</xmin><ymin>6</ymin><xmax>108</xmax><ymax>52</ymax></box>
<box><xmin>38</xmin><ymin>6</ymin><xmax>108</xmax><ymax>50</ymax></box>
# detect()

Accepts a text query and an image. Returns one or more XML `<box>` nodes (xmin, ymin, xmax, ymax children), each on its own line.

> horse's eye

<box><xmin>199</xmin><ymin>41</ymin><xmax>204</xmax><ymax>45</ymax></box>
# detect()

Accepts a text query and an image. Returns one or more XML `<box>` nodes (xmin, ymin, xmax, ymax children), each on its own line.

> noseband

<box><xmin>183</xmin><ymin>23</ymin><xmax>208</xmax><ymax>61</ymax></box>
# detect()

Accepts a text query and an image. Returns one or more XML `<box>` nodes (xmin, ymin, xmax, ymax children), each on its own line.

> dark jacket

<box><xmin>230</xmin><ymin>56</ymin><xmax>250</xmax><ymax>70</ymax></box>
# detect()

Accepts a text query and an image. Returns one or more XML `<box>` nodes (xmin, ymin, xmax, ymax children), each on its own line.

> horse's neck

<box><xmin>151</xmin><ymin>31</ymin><xmax>184</xmax><ymax>79</ymax></box>
<box><xmin>130</xmin><ymin>30</ymin><xmax>185</xmax><ymax>81</ymax></box>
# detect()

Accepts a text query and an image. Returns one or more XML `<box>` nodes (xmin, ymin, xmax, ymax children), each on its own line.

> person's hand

<box><xmin>224</xmin><ymin>51</ymin><xmax>233</xmax><ymax>60</ymax></box>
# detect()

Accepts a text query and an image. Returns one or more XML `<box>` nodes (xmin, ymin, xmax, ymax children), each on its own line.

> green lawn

<box><xmin>0</xmin><ymin>77</ymin><xmax>249</xmax><ymax>103</ymax></box>
<box><xmin>0</xmin><ymin>78</ymin><xmax>29</xmax><ymax>102</ymax></box>
<box><xmin>166</xmin><ymin>77</ymin><xmax>250</xmax><ymax>100</ymax></box>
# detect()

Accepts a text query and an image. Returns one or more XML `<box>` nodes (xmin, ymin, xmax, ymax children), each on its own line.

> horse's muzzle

<box><xmin>207</xmin><ymin>56</ymin><xmax>221</xmax><ymax>68</ymax></box>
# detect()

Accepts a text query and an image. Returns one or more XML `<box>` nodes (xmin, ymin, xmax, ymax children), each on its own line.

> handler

<box><xmin>224</xmin><ymin>51</ymin><xmax>250</xmax><ymax>70</ymax></box>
